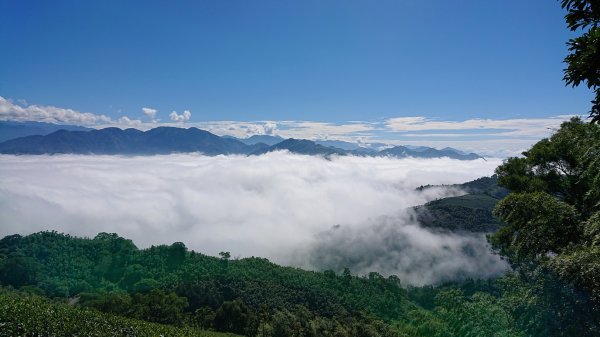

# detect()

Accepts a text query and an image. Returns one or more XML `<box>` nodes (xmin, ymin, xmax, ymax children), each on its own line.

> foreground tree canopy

<box><xmin>561</xmin><ymin>0</ymin><xmax>600</xmax><ymax>123</ymax></box>
<box><xmin>493</xmin><ymin>117</ymin><xmax>600</xmax><ymax>299</ymax></box>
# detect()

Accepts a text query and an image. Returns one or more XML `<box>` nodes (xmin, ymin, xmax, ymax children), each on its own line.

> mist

<box><xmin>0</xmin><ymin>153</ymin><xmax>506</xmax><ymax>285</ymax></box>
<box><xmin>299</xmin><ymin>215</ymin><xmax>507</xmax><ymax>285</ymax></box>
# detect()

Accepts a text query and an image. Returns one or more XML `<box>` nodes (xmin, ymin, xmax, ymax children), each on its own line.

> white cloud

<box><xmin>194</xmin><ymin>120</ymin><xmax>375</xmax><ymax>141</ymax></box>
<box><xmin>169</xmin><ymin>110</ymin><xmax>191</xmax><ymax>123</ymax></box>
<box><xmin>278</xmin><ymin>121</ymin><xmax>375</xmax><ymax>140</ymax></box>
<box><xmin>0</xmin><ymin>153</ymin><xmax>506</xmax><ymax>285</ymax></box>
<box><xmin>263</xmin><ymin>122</ymin><xmax>277</xmax><ymax>135</ymax></box>
<box><xmin>242</xmin><ymin>121</ymin><xmax>279</xmax><ymax>136</ymax></box>
<box><xmin>142</xmin><ymin>107</ymin><xmax>157</xmax><ymax>122</ymax></box>
<box><xmin>196</xmin><ymin>121</ymin><xmax>279</xmax><ymax>138</ymax></box>
<box><xmin>0</xmin><ymin>96</ymin><xmax>112</xmax><ymax>125</ymax></box>
<box><xmin>0</xmin><ymin>96</ymin><xmax>147</xmax><ymax>129</ymax></box>
<box><xmin>117</xmin><ymin>116</ymin><xmax>142</xmax><ymax>127</ymax></box>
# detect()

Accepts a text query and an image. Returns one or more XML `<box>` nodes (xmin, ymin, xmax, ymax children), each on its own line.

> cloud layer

<box><xmin>0</xmin><ymin>153</ymin><xmax>506</xmax><ymax>285</ymax></box>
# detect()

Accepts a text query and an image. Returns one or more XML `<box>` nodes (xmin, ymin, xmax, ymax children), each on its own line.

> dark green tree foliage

<box><xmin>400</xmin><ymin>288</ymin><xmax>525</xmax><ymax>337</ymax></box>
<box><xmin>0</xmin><ymin>231</ymin><xmax>416</xmax><ymax>335</ymax></box>
<box><xmin>433</xmin><ymin>289</ymin><xmax>524</xmax><ymax>337</ymax></box>
<box><xmin>79</xmin><ymin>289</ymin><xmax>190</xmax><ymax>326</ymax></box>
<box><xmin>0</xmin><ymin>254</ymin><xmax>39</xmax><ymax>288</ymax></box>
<box><xmin>562</xmin><ymin>0</ymin><xmax>600</xmax><ymax>123</ymax></box>
<box><xmin>491</xmin><ymin>118</ymin><xmax>600</xmax><ymax>335</ymax></box>
<box><xmin>0</xmin><ymin>230</ymin><xmax>534</xmax><ymax>337</ymax></box>
<box><xmin>493</xmin><ymin>118</ymin><xmax>600</xmax><ymax>279</ymax></box>
<box><xmin>168</xmin><ymin>242</ymin><xmax>189</xmax><ymax>267</ymax></box>
<box><xmin>214</xmin><ymin>300</ymin><xmax>255</xmax><ymax>335</ymax></box>
<box><xmin>497</xmin><ymin>272</ymin><xmax>600</xmax><ymax>337</ymax></box>
<box><xmin>495</xmin><ymin>118</ymin><xmax>600</xmax><ymax>215</ymax></box>
<box><xmin>493</xmin><ymin>192</ymin><xmax>580</xmax><ymax>263</ymax></box>
<box><xmin>131</xmin><ymin>289</ymin><xmax>189</xmax><ymax>325</ymax></box>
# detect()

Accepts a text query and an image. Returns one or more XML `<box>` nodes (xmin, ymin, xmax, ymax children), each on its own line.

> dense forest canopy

<box><xmin>493</xmin><ymin>118</ymin><xmax>600</xmax><ymax>294</ymax></box>
<box><xmin>0</xmin><ymin>231</ymin><xmax>526</xmax><ymax>336</ymax></box>
<box><xmin>561</xmin><ymin>0</ymin><xmax>600</xmax><ymax>123</ymax></box>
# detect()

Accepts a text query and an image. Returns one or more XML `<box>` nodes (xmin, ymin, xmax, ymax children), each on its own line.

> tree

<box><xmin>492</xmin><ymin>118</ymin><xmax>600</xmax><ymax>301</ymax></box>
<box><xmin>167</xmin><ymin>242</ymin><xmax>187</xmax><ymax>268</ymax></box>
<box><xmin>492</xmin><ymin>192</ymin><xmax>580</xmax><ymax>264</ymax></box>
<box><xmin>193</xmin><ymin>306</ymin><xmax>216</xmax><ymax>330</ymax></box>
<box><xmin>495</xmin><ymin>117</ymin><xmax>600</xmax><ymax>215</ymax></box>
<box><xmin>0</xmin><ymin>255</ymin><xmax>40</xmax><ymax>287</ymax></box>
<box><xmin>130</xmin><ymin>289</ymin><xmax>189</xmax><ymax>325</ymax></box>
<box><xmin>561</xmin><ymin>0</ymin><xmax>600</xmax><ymax>123</ymax></box>
<box><xmin>213</xmin><ymin>300</ymin><xmax>256</xmax><ymax>335</ymax></box>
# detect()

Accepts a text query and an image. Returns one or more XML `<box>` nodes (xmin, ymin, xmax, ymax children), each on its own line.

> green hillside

<box><xmin>2</xmin><ymin>227</ymin><xmax>598</xmax><ymax>337</ymax></box>
<box><xmin>0</xmin><ymin>231</ymin><xmax>534</xmax><ymax>337</ymax></box>
<box><xmin>414</xmin><ymin>176</ymin><xmax>507</xmax><ymax>232</ymax></box>
<box><xmin>0</xmin><ymin>231</ymin><xmax>411</xmax><ymax>336</ymax></box>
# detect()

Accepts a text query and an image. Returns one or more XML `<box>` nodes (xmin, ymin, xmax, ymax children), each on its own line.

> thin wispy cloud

<box><xmin>200</xmin><ymin>120</ymin><xmax>280</xmax><ymax>138</ymax></box>
<box><xmin>276</xmin><ymin>121</ymin><xmax>376</xmax><ymax>140</ymax></box>
<box><xmin>385</xmin><ymin>116</ymin><xmax>573</xmax><ymax>138</ymax></box>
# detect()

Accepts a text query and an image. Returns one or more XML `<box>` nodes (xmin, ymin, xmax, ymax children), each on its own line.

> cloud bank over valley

<box><xmin>0</xmin><ymin>153</ymin><xmax>506</xmax><ymax>285</ymax></box>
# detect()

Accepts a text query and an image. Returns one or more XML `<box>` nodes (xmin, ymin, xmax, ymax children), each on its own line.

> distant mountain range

<box><xmin>251</xmin><ymin>139</ymin><xmax>348</xmax><ymax>156</ymax></box>
<box><xmin>0</xmin><ymin>122</ymin><xmax>484</xmax><ymax>160</ymax></box>
<box><xmin>379</xmin><ymin>145</ymin><xmax>482</xmax><ymax>160</ymax></box>
<box><xmin>0</xmin><ymin>126</ymin><xmax>266</xmax><ymax>155</ymax></box>
<box><xmin>0</xmin><ymin>121</ymin><xmax>91</xmax><ymax>143</ymax></box>
<box><xmin>232</xmin><ymin>134</ymin><xmax>285</xmax><ymax>146</ymax></box>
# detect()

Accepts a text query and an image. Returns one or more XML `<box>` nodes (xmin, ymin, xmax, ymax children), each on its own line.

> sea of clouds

<box><xmin>0</xmin><ymin>153</ymin><xmax>507</xmax><ymax>285</ymax></box>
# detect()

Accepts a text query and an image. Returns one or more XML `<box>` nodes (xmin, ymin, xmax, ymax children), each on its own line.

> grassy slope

<box><xmin>0</xmin><ymin>290</ymin><xmax>240</xmax><ymax>337</ymax></box>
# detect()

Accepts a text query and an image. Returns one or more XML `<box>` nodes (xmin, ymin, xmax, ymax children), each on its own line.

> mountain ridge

<box><xmin>0</xmin><ymin>121</ymin><xmax>92</xmax><ymax>143</ymax></box>
<box><xmin>0</xmin><ymin>125</ymin><xmax>484</xmax><ymax>160</ymax></box>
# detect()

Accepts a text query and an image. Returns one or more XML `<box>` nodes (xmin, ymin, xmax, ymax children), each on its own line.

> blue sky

<box><xmin>0</xmin><ymin>0</ymin><xmax>593</xmax><ymax>156</ymax></box>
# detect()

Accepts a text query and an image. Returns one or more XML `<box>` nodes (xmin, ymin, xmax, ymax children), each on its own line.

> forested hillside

<box><xmin>414</xmin><ymin>176</ymin><xmax>509</xmax><ymax>232</ymax></box>
<box><xmin>0</xmin><ymin>231</ymin><xmax>524</xmax><ymax>337</ymax></box>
